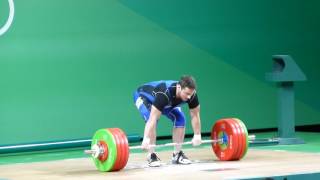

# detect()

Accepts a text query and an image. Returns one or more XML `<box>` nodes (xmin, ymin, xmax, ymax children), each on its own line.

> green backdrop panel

<box><xmin>0</xmin><ymin>0</ymin><xmax>319</xmax><ymax>145</ymax></box>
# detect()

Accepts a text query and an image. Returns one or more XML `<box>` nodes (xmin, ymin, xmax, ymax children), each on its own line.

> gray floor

<box><xmin>1</xmin><ymin>148</ymin><xmax>320</xmax><ymax>180</ymax></box>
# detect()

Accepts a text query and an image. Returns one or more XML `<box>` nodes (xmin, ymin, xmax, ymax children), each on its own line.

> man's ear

<box><xmin>177</xmin><ymin>84</ymin><xmax>181</xmax><ymax>91</ymax></box>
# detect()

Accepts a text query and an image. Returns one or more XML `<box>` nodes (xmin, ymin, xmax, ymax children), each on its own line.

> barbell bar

<box><xmin>85</xmin><ymin>135</ymin><xmax>256</xmax><ymax>155</ymax></box>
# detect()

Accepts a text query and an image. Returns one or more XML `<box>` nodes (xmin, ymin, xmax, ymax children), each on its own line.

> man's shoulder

<box><xmin>145</xmin><ymin>80</ymin><xmax>177</xmax><ymax>85</ymax></box>
<box><xmin>143</xmin><ymin>80</ymin><xmax>176</xmax><ymax>88</ymax></box>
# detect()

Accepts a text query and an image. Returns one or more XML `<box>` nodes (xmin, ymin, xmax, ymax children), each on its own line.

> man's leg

<box><xmin>144</xmin><ymin>120</ymin><xmax>156</xmax><ymax>154</ymax></box>
<box><xmin>166</xmin><ymin>107</ymin><xmax>191</xmax><ymax>164</ymax></box>
<box><xmin>166</xmin><ymin>107</ymin><xmax>186</xmax><ymax>152</ymax></box>
<box><xmin>172</xmin><ymin>127</ymin><xmax>185</xmax><ymax>154</ymax></box>
<box><xmin>134</xmin><ymin>94</ymin><xmax>161</xmax><ymax>166</ymax></box>
<box><xmin>144</xmin><ymin>119</ymin><xmax>161</xmax><ymax>167</ymax></box>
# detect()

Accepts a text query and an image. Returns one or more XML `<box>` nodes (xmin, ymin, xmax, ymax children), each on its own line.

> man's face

<box><xmin>179</xmin><ymin>86</ymin><xmax>195</xmax><ymax>101</ymax></box>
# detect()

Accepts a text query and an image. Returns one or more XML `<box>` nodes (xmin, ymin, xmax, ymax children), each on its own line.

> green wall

<box><xmin>0</xmin><ymin>0</ymin><xmax>319</xmax><ymax>145</ymax></box>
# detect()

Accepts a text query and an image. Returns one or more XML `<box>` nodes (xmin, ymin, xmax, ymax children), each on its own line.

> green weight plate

<box><xmin>91</xmin><ymin>128</ymin><xmax>117</xmax><ymax>172</ymax></box>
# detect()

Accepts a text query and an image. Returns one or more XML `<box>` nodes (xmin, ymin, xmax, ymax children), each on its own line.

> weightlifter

<box><xmin>133</xmin><ymin>75</ymin><xmax>202</xmax><ymax>167</ymax></box>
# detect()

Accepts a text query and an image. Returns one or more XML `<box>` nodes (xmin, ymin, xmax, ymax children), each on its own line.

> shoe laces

<box><xmin>150</xmin><ymin>153</ymin><xmax>160</xmax><ymax>161</ymax></box>
<box><xmin>175</xmin><ymin>151</ymin><xmax>188</xmax><ymax>160</ymax></box>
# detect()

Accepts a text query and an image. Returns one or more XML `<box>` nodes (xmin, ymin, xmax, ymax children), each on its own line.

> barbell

<box><xmin>84</xmin><ymin>118</ymin><xmax>254</xmax><ymax>172</ymax></box>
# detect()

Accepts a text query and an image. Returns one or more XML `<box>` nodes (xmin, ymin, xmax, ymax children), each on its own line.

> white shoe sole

<box><xmin>172</xmin><ymin>158</ymin><xmax>192</xmax><ymax>165</ymax></box>
<box><xmin>172</xmin><ymin>161</ymin><xmax>191</xmax><ymax>165</ymax></box>
<box><xmin>148</xmin><ymin>162</ymin><xmax>162</xmax><ymax>167</ymax></box>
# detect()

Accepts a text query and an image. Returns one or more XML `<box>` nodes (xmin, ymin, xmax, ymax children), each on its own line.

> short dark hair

<box><xmin>178</xmin><ymin>75</ymin><xmax>197</xmax><ymax>89</ymax></box>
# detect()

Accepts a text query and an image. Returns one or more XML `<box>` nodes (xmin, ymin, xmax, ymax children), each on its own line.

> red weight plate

<box><xmin>224</xmin><ymin>119</ymin><xmax>240</xmax><ymax>160</ymax></box>
<box><xmin>232</xmin><ymin>118</ymin><xmax>248</xmax><ymax>160</ymax></box>
<box><xmin>108</xmin><ymin>128</ymin><xmax>124</xmax><ymax>171</ymax></box>
<box><xmin>212</xmin><ymin>119</ymin><xmax>238</xmax><ymax>161</ymax></box>
<box><xmin>116</xmin><ymin>128</ymin><xmax>129</xmax><ymax>169</ymax></box>
<box><xmin>228</xmin><ymin>118</ymin><xmax>244</xmax><ymax>160</ymax></box>
<box><xmin>111</xmin><ymin>128</ymin><xmax>127</xmax><ymax>171</ymax></box>
<box><xmin>98</xmin><ymin>140</ymin><xmax>108</xmax><ymax>162</ymax></box>
<box><xmin>109</xmin><ymin>128</ymin><xmax>129</xmax><ymax>171</ymax></box>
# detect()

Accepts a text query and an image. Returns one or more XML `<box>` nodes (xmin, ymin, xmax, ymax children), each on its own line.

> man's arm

<box><xmin>141</xmin><ymin>105</ymin><xmax>161</xmax><ymax>150</ymax></box>
<box><xmin>190</xmin><ymin>105</ymin><xmax>201</xmax><ymax>146</ymax></box>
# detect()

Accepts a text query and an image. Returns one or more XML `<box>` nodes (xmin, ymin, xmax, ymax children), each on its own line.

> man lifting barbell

<box><xmin>84</xmin><ymin>118</ymin><xmax>253</xmax><ymax>172</ymax></box>
<box><xmin>133</xmin><ymin>75</ymin><xmax>202</xmax><ymax>167</ymax></box>
<box><xmin>84</xmin><ymin>76</ymin><xmax>252</xmax><ymax>172</ymax></box>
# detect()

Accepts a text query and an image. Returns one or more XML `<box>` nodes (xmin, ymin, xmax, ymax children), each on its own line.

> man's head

<box><xmin>177</xmin><ymin>75</ymin><xmax>197</xmax><ymax>101</ymax></box>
